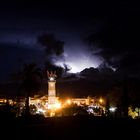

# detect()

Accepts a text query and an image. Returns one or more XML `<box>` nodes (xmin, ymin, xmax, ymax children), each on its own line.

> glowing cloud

<box><xmin>55</xmin><ymin>54</ymin><xmax>102</xmax><ymax>73</ymax></box>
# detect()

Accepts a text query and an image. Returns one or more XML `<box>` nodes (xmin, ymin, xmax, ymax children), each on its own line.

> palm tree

<box><xmin>19</xmin><ymin>63</ymin><xmax>43</xmax><ymax>116</ymax></box>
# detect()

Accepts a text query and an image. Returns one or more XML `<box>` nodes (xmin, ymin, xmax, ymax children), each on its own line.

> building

<box><xmin>0</xmin><ymin>71</ymin><xmax>106</xmax><ymax>117</ymax></box>
<box><xmin>47</xmin><ymin>71</ymin><xmax>57</xmax><ymax>109</ymax></box>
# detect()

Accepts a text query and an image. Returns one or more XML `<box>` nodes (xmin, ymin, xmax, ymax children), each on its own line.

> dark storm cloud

<box><xmin>37</xmin><ymin>33</ymin><xmax>68</xmax><ymax>77</ymax></box>
<box><xmin>0</xmin><ymin>0</ymin><xmax>104</xmax><ymax>74</ymax></box>
<box><xmin>1</xmin><ymin>0</ymin><xmax>140</xmax><ymax>99</ymax></box>
<box><xmin>1</xmin><ymin>0</ymin><xmax>139</xmax><ymax>75</ymax></box>
<box><xmin>0</xmin><ymin>42</ymin><xmax>45</xmax><ymax>82</ymax></box>
<box><xmin>87</xmin><ymin>1</ymin><xmax>140</xmax><ymax>75</ymax></box>
<box><xmin>37</xmin><ymin>34</ymin><xmax>64</xmax><ymax>56</ymax></box>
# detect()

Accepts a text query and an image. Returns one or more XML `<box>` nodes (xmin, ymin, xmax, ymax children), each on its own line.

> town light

<box><xmin>99</xmin><ymin>98</ymin><xmax>103</xmax><ymax>104</ymax></box>
<box><xmin>67</xmin><ymin>99</ymin><xmax>71</xmax><ymax>105</ymax></box>
<box><xmin>54</xmin><ymin>102</ymin><xmax>61</xmax><ymax>109</ymax></box>
<box><xmin>109</xmin><ymin>107</ymin><xmax>117</xmax><ymax>112</ymax></box>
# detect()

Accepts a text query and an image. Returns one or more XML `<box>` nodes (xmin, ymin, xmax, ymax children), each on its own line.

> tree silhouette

<box><xmin>19</xmin><ymin>63</ymin><xmax>43</xmax><ymax>116</ymax></box>
<box><xmin>120</xmin><ymin>74</ymin><xmax>130</xmax><ymax>117</ymax></box>
<box><xmin>86</xmin><ymin>13</ymin><xmax>140</xmax><ymax>117</ymax></box>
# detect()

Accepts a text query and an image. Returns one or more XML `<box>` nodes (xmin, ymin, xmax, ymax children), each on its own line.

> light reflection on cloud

<box><xmin>55</xmin><ymin>49</ymin><xmax>102</xmax><ymax>73</ymax></box>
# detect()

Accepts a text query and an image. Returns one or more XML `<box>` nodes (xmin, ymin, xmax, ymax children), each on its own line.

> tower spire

<box><xmin>47</xmin><ymin>71</ymin><xmax>57</xmax><ymax>81</ymax></box>
<box><xmin>47</xmin><ymin>71</ymin><xmax>57</xmax><ymax>112</ymax></box>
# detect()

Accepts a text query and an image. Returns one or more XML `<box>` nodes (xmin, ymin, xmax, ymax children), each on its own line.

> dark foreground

<box><xmin>1</xmin><ymin>115</ymin><xmax>140</xmax><ymax>139</ymax></box>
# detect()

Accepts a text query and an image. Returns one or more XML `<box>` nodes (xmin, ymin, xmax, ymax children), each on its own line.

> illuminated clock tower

<box><xmin>47</xmin><ymin>71</ymin><xmax>57</xmax><ymax>109</ymax></box>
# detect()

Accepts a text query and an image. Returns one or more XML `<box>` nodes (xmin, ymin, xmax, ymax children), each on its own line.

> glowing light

<box><xmin>67</xmin><ymin>99</ymin><xmax>71</xmax><ymax>105</ymax></box>
<box><xmin>67</xmin><ymin>61</ymin><xmax>96</xmax><ymax>73</ymax></box>
<box><xmin>99</xmin><ymin>98</ymin><xmax>103</xmax><ymax>104</ymax></box>
<box><xmin>50</xmin><ymin>112</ymin><xmax>55</xmax><ymax>117</ymax></box>
<box><xmin>48</xmin><ymin>101</ymin><xmax>61</xmax><ymax>110</ymax></box>
<box><xmin>47</xmin><ymin>104</ymin><xmax>51</xmax><ymax>109</ymax></box>
<box><xmin>128</xmin><ymin>107</ymin><xmax>138</xmax><ymax>119</ymax></box>
<box><xmin>54</xmin><ymin>54</ymin><xmax>102</xmax><ymax>73</ymax></box>
<box><xmin>37</xmin><ymin>99</ymin><xmax>40</xmax><ymax>103</ymax></box>
<box><xmin>36</xmin><ymin>108</ymin><xmax>46</xmax><ymax>114</ymax></box>
<box><xmin>87</xmin><ymin>108</ymin><xmax>94</xmax><ymax>114</ymax></box>
<box><xmin>109</xmin><ymin>107</ymin><xmax>117</xmax><ymax>112</ymax></box>
<box><xmin>54</xmin><ymin>102</ymin><xmax>61</xmax><ymax>109</ymax></box>
<box><xmin>50</xmin><ymin>77</ymin><xmax>54</xmax><ymax>81</ymax></box>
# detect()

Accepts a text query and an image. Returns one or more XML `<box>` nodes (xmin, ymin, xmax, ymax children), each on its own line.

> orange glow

<box><xmin>54</xmin><ymin>102</ymin><xmax>61</xmax><ymax>109</ymax></box>
<box><xmin>99</xmin><ymin>98</ymin><xmax>103</xmax><ymax>104</ymax></box>
<box><xmin>67</xmin><ymin>99</ymin><xmax>71</xmax><ymax>105</ymax></box>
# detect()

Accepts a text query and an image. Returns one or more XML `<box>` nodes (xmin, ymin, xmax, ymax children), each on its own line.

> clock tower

<box><xmin>47</xmin><ymin>71</ymin><xmax>57</xmax><ymax>109</ymax></box>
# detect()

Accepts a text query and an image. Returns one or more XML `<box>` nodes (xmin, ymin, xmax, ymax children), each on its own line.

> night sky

<box><xmin>0</xmin><ymin>0</ymin><xmax>140</xmax><ymax>82</ymax></box>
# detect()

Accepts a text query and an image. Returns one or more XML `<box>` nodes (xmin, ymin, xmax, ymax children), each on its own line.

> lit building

<box><xmin>0</xmin><ymin>71</ymin><xmax>107</xmax><ymax>117</ymax></box>
<box><xmin>47</xmin><ymin>71</ymin><xmax>57</xmax><ymax>109</ymax></box>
